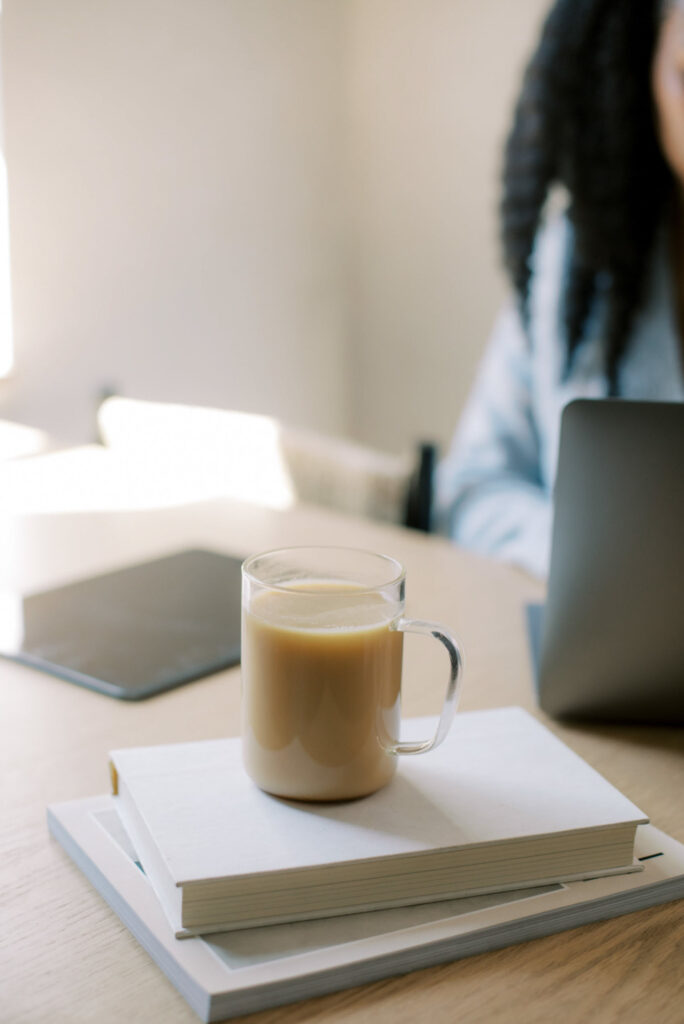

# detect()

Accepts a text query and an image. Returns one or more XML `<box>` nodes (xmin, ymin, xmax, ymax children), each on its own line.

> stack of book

<box><xmin>48</xmin><ymin>707</ymin><xmax>684</xmax><ymax>1022</ymax></box>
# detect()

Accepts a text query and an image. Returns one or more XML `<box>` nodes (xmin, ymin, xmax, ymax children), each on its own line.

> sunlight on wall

<box><xmin>0</xmin><ymin>3</ymin><xmax>12</xmax><ymax>377</ymax></box>
<box><xmin>0</xmin><ymin>154</ymin><xmax>11</xmax><ymax>376</ymax></box>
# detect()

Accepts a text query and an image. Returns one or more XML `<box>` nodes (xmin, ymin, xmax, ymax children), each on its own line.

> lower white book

<box><xmin>48</xmin><ymin>795</ymin><xmax>684</xmax><ymax>1024</ymax></box>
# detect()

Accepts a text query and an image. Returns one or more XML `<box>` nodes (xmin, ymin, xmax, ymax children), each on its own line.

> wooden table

<box><xmin>1</xmin><ymin>464</ymin><xmax>683</xmax><ymax>1023</ymax></box>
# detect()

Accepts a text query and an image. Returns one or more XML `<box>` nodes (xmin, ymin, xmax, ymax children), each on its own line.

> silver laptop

<box><xmin>532</xmin><ymin>398</ymin><xmax>684</xmax><ymax>724</ymax></box>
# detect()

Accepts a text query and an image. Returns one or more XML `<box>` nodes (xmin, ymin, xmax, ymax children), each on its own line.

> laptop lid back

<box><xmin>538</xmin><ymin>399</ymin><xmax>684</xmax><ymax>724</ymax></box>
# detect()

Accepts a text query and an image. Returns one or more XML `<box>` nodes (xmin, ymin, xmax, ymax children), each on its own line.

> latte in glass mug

<box><xmin>241</xmin><ymin>548</ymin><xmax>463</xmax><ymax>801</ymax></box>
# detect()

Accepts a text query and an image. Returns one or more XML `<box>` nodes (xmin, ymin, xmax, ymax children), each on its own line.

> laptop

<box><xmin>531</xmin><ymin>399</ymin><xmax>684</xmax><ymax>724</ymax></box>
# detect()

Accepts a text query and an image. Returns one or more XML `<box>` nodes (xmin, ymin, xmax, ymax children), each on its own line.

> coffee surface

<box><xmin>241</xmin><ymin>583</ymin><xmax>402</xmax><ymax>800</ymax></box>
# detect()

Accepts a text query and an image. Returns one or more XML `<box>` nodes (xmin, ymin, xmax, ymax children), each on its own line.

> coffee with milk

<box><xmin>241</xmin><ymin>548</ymin><xmax>463</xmax><ymax>802</ymax></box>
<box><xmin>242</xmin><ymin>583</ymin><xmax>402</xmax><ymax>801</ymax></box>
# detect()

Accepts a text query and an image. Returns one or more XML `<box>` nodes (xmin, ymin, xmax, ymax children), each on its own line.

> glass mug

<box><xmin>241</xmin><ymin>546</ymin><xmax>463</xmax><ymax>801</ymax></box>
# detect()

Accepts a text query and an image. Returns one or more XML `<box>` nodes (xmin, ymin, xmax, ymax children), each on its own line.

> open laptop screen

<box><xmin>534</xmin><ymin>399</ymin><xmax>684</xmax><ymax>724</ymax></box>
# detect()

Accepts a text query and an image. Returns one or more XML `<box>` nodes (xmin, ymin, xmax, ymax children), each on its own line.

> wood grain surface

<box><xmin>1</xmin><ymin>478</ymin><xmax>682</xmax><ymax>1024</ymax></box>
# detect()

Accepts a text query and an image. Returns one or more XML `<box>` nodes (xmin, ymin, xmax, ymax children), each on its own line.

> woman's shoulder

<box><xmin>527</xmin><ymin>208</ymin><xmax>571</xmax><ymax>342</ymax></box>
<box><xmin>532</xmin><ymin>209</ymin><xmax>570</xmax><ymax>271</ymax></box>
<box><xmin>482</xmin><ymin>210</ymin><xmax>570</xmax><ymax>368</ymax></box>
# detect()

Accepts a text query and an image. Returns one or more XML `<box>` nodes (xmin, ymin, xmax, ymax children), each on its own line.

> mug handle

<box><xmin>384</xmin><ymin>618</ymin><xmax>463</xmax><ymax>755</ymax></box>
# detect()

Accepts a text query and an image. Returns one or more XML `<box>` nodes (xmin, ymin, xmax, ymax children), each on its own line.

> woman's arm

<box><xmin>435</xmin><ymin>303</ymin><xmax>552</xmax><ymax>579</ymax></box>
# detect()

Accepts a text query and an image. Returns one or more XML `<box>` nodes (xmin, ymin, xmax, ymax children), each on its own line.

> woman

<box><xmin>436</xmin><ymin>0</ymin><xmax>684</xmax><ymax>578</ymax></box>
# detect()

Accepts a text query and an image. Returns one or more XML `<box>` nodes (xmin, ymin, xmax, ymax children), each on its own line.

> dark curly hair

<box><xmin>502</xmin><ymin>0</ymin><xmax>674</xmax><ymax>395</ymax></box>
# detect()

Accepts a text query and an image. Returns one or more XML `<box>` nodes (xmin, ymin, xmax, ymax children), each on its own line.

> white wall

<box><xmin>0</xmin><ymin>0</ymin><xmax>13</xmax><ymax>376</ymax></box>
<box><xmin>1</xmin><ymin>0</ymin><xmax>548</xmax><ymax>451</ymax></box>
<box><xmin>345</xmin><ymin>0</ymin><xmax>548</xmax><ymax>453</ymax></box>
<box><xmin>1</xmin><ymin>0</ymin><xmax>350</xmax><ymax>442</ymax></box>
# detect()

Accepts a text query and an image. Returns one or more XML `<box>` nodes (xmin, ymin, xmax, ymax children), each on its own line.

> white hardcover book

<box><xmin>107</xmin><ymin>708</ymin><xmax>647</xmax><ymax>936</ymax></box>
<box><xmin>47</xmin><ymin>796</ymin><xmax>684</xmax><ymax>1024</ymax></box>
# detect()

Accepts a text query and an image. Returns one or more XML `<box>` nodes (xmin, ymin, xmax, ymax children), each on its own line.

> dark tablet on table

<box><xmin>0</xmin><ymin>548</ymin><xmax>243</xmax><ymax>700</ymax></box>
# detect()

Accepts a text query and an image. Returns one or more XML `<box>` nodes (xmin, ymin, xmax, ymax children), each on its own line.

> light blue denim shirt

<box><xmin>435</xmin><ymin>217</ymin><xmax>684</xmax><ymax>578</ymax></box>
